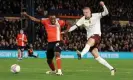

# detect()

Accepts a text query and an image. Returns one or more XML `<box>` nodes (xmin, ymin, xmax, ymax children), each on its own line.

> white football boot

<box><xmin>46</xmin><ymin>70</ymin><xmax>56</xmax><ymax>75</ymax></box>
<box><xmin>111</xmin><ymin>68</ymin><xmax>116</xmax><ymax>76</ymax></box>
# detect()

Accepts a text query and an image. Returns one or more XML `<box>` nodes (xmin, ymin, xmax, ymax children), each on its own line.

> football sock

<box><xmin>21</xmin><ymin>51</ymin><xmax>23</xmax><ymax>59</ymax></box>
<box><xmin>95</xmin><ymin>56</ymin><xmax>114</xmax><ymax>70</ymax></box>
<box><xmin>81</xmin><ymin>44</ymin><xmax>90</xmax><ymax>57</ymax></box>
<box><xmin>56</xmin><ymin>56</ymin><xmax>62</xmax><ymax>72</ymax></box>
<box><xmin>18</xmin><ymin>52</ymin><xmax>21</xmax><ymax>59</ymax></box>
<box><xmin>47</xmin><ymin>59</ymin><xmax>55</xmax><ymax>71</ymax></box>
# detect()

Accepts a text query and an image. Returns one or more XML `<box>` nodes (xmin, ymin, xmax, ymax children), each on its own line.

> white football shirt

<box><xmin>76</xmin><ymin>13</ymin><xmax>102</xmax><ymax>39</ymax></box>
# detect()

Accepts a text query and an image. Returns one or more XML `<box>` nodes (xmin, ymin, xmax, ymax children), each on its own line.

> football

<box><xmin>10</xmin><ymin>64</ymin><xmax>20</xmax><ymax>73</ymax></box>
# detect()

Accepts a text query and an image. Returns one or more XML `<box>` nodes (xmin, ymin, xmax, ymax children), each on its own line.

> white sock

<box><xmin>58</xmin><ymin>69</ymin><xmax>62</xmax><ymax>73</ymax></box>
<box><xmin>81</xmin><ymin>44</ymin><xmax>90</xmax><ymax>57</ymax></box>
<box><xmin>95</xmin><ymin>56</ymin><xmax>114</xmax><ymax>70</ymax></box>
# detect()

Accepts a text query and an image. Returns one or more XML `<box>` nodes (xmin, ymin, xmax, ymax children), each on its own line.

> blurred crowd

<box><xmin>62</xmin><ymin>23</ymin><xmax>133</xmax><ymax>52</ymax></box>
<box><xmin>0</xmin><ymin>20</ymin><xmax>20</xmax><ymax>49</ymax></box>
<box><xmin>0</xmin><ymin>0</ymin><xmax>133</xmax><ymax>52</ymax></box>
<box><xmin>0</xmin><ymin>0</ymin><xmax>21</xmax><ymax>15</ymax></box>
<box><xmin>34</xmin><ymin>0</ymin><xmax>133</xmax><ymax>20</ymax></box>
<box><xmin>0</xmin><ymin>20</ymin><xmax>133</xmax><ymax>52</ymax></box>
<box><xmin>0</xmin><ymin>0</ymin><xmax>133</xmax><ymax>20</ymax></box>
<box><xmin>100</xmin><ymin>23</ymin><xmax>133</xmax><ymax>52</ymax></box>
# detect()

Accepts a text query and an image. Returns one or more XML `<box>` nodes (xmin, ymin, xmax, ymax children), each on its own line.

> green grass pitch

<box><xmin>0</xmin><ymin>58</ymin><xmax>133</xmax><ymax>80</ymax></box>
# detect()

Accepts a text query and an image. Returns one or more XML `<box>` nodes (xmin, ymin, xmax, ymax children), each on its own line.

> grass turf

<box><xmin>0</xmin><ymin>58</ymin><xmax>133</xmax><ymax>80</ymax></box>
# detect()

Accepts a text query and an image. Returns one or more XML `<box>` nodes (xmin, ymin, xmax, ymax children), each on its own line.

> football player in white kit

<box><xmin>67</xmin><ymin>1</ymin><xmax>116</xmax><ymax>76</ymax></box>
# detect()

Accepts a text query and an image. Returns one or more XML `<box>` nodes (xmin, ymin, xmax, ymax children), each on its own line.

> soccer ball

<box><xmin>10</xmin><ymin>64</ymin><xmax>20</xmax><ymax>73</ymax></box>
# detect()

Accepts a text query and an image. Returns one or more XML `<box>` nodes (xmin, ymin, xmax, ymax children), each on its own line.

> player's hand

<box><xmin>21</xmin><ymin>12</ymin><xmax>28</xmax><ymax>16</ymax></box>
<box><xmin>61</xmin><ymin>32</ymin><xmax>65</xmax><ymax>35</ymax></box>
<box><xmin>61</xmin><ymin>30</ymin><xmax>68</xmax><ymax>35</ymax></box>
<box><xmin>100</xmin><ymin>1</ymin><xmax>105</xmax><ymax>6</ymax></box>
<box><xmin>23</xmin><ymin>40</ymin><xmax>27</xmax><ymax>43</ymax></box>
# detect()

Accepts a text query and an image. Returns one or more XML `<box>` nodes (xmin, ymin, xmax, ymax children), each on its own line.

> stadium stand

<box><xmin>0</xmin><ymin>0</ymin><xmax>133</xmax><ymax>51</ymax></box>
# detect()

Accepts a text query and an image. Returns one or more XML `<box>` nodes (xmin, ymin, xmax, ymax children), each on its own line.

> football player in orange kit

<box><xmin>16</xmin><ymin>29</ymin><xmax>27</xmax><ymax>60</ymax></box>
<box><xmin>22</xmin><ymin>12</ymin><xmax>69</xmax><ymax>75</ymax></box>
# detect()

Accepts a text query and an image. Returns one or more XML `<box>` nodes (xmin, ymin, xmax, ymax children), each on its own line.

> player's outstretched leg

<box><xmin>46</xmin><ymin>59</ymin><xmax>56</xmax><ymax>74</ymax></box>
<box><xmin>91</xmin><ymin>48</ymin><xmax>116</xmax><ymax>76</ymax></box>
<box><xmin>55</xmin><ymin>52</ymin><xmax>63</xmax><ymax>76</ymax></box>
<box><xmin>76</xmin><ymin>38</ymin><xmax>95</xmax><ymax>59</ymax></box>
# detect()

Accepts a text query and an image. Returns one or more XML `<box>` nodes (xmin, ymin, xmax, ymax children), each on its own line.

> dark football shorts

<box><xmin>46</xmin><ymin>41</ymin><xmax>63</xmax><ymax>59</ymax></box>
<box><xmin>17</xmin><ymin>46</ymin><xmax>25</xmax><ymax>52</ymax></box>
<box><xmin>89</xmin><ymin>34</ymin><xmax>101</xmax><ymax>52</ymax></box>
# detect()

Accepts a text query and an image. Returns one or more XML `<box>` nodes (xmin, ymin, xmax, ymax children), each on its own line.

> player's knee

<box><xmin>87</xmin><ymin>38</ymin><xmax>95</xmax><ymax>46</ymax></box>
<box><xmin>55</xmin><ymin>52</ymin><xmax>60</xmax><ymax>57</ymax></box>
<box><xmin>18</xmin><ymin>49</ymin><xmax>21</xmax><ymax>52</ymax></box>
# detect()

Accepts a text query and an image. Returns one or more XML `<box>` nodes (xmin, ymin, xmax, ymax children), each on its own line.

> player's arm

<box><xmin>61</xmin><ymin>24</ymin><xmax>78</xmax><ymax>34</ymax></box>
<box><xmin>100</xmin><ymin>1</ymin><xmax>109</xmax><ymax>16</ymax></box>
<box><xmin>68</xmin><ymin>25</ymin><xmax>78</xmax><ymax>32</ymax></box>
<box><xmin>59</xmin><ymin>20</ymin><xmax>73</xmax><ymax>34</ymax></box>
<box><xmin>62</xmin><ymin>17</ymin><xmax>84</xmax><ymax>34</ymax></box>
<box><xmin>23</xmin><ymin>39</ymin><xmax>27</xmax><ymax>43</ymax></box>
<box><xmin>21</xmin><ymin>12</ymin><xmax>41</xmax><ymax>23</ymax></box>
<box><xmin>60</xmin><ymin>21</ymin><xmax>73</xmax><ymax>34</ymax></box>
<box><xmin>60</xmin><ymin>21</ymin><xmax>70</xmax><ymax>34</ymax></box>
<box><xmin>69</xmin><ymin>16</ymin><xmax>84</xmax><ymax>32</ymax></box>
<box><xmin>65</xmin><ymin>21</ymin><xmax>70</xmax><ymax>32</ymax></box>
<box><xmin>23</xmin><ymin>35</ymin><xmax>28</xmax><ymax>43</ymax></box>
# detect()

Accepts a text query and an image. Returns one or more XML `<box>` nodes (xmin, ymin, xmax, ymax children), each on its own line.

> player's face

<box><xmin>49</xmin><ymin>16</ymin><xmax>56</xmax><ymax>25</ymax></box>
<box><xmin>83</xmin><ymin>8</ymin><xmax>91</xmax><ymax>18</ymax></box>
<box><xmin>20</xmin><ymin>30</ymin><xmax>23</xmax><ymax>34</ymax></box>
